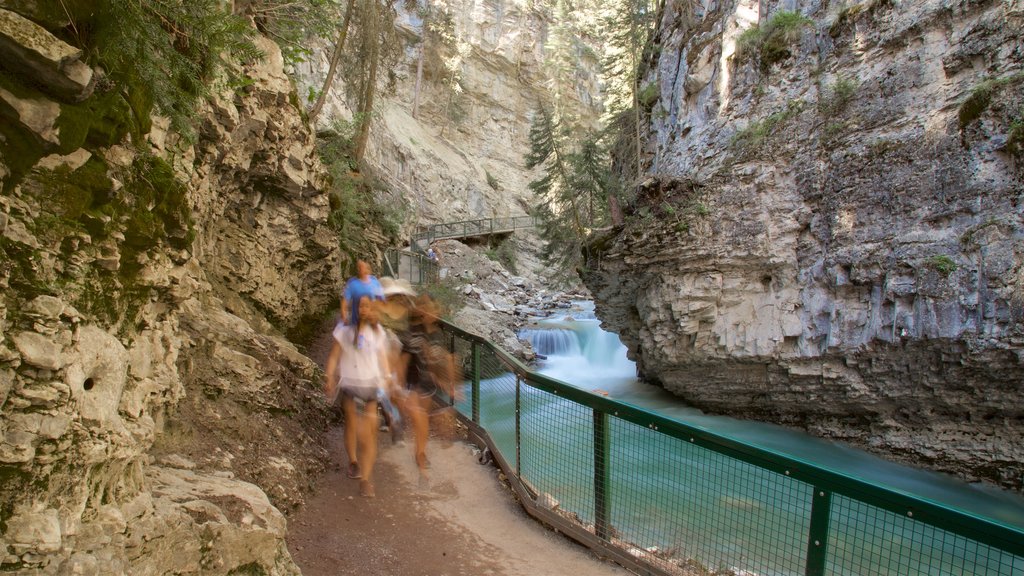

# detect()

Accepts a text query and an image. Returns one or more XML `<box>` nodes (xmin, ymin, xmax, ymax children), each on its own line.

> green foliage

<box><xmin>242</xmin><ymin>0</ymin><xmax>342</xmax><ymax>66</ymax></box>
<box><xmin>926</xmin><ymin>255</ymin><xmax>957</xmax><ymax>276</ymax></box>
<box><xmin>525</xmin><ymin>105</ymin><xmax>618</xmax><ymax>282</ymax></box>
<box><xmin>637</xmin><ymin>82</ymin><xmax>659</xmax><ymax>107</ymax></box>
<box><xmin>318</xmin><ymin>118</ymin><xmax>406</xmax><ymax>256</ymax></box>
<box><xmin>28</xmin><ymin>158</ymin><xmax>114</xmax><ymax>223</ymax></box>
<box><xmin>818</xmin><ymin>76</ymin><xmax>859</xmax><ymax>117</ymax></box>
<box><xmin>734</xmin><ymin>11</ymin><xmax>813</xmax><ymax>71</ymax></box>
<box><xmin>485</xmin><ymin>240</ymin><xmax>518</xmax><ymax>274</ymax></box>
<box><xmin>420</xmin><ymin>276</ymin><xmax>466</xmax><ymax>321</ymax></box>
<box><xmin>829</xmin><ymin>0</ymin><xmax>893</xmax><ymax>37</ymax></box>
<box><xmin>958</xmin><ymin>73</ymin><xmax>1024</xmax><ymax>129</ymax></box>
<box><xmin>90</xmin><ymin>0</ymin><xmax>263</xmax><ymax>143</ymax></box>
<box><xmin>731</xmin><ymin>99</ymin><xmax>805</xmax><ymax>153</ymax></box>
<box><xmin>120</xmin><ymin>153</ymin><xmax>195</xmax><ymax>255</ymax></box>
<box><xmin>821</xmin><ymin>120</ymin><xmax>854</xmax><ymax>147</ymax></box>
<box><xmin>1007</xmin><ymin>113</ymin><xmax>1024</xmax><ymax>158</ymax></box>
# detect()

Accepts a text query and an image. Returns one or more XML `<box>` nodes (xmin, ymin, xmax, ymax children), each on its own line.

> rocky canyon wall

<box><xmin>1</xmin><ymin>6</ymin><xmax>341</xmax><ymax>573</ymax></box>
<box><xmin>583</xmin><ymin>0</ymin><xmax>1024</xmax><ymax>490</ymax></box>
<box><xmin>295</xmin><ymin>0</ymin><xmax>603</xmax><ymax>229</ymax></box>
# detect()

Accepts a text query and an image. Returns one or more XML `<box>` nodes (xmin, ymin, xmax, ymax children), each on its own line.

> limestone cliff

<box><xmin>295</xmin><ymin>0</ymin><xmax>602</xmax><ymax>228</ymax></box>
<box><xmin>0</xmin><ymin>7</ymin><xmax>341</xmax><ymax>574</ymax></box>
<box><xmin>583</xmin><ymin>0</ymin><xmax>1024</xmax><ymax>490</ymax></box>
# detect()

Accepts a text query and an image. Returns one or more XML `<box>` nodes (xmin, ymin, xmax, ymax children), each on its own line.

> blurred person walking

<box><xmin>342</xmin><ymin>259</ymin><xmax>384</xmax><ymax>326</ymax></box>
<box><xmin>325</xmin><ymin>296</ymin><xmax>393</xmax><ymax>498</ymax></box>
<box><xmin>382</xmin><ymin>289</ymin><xmax>459</xmax><ymax>481</ymax></box>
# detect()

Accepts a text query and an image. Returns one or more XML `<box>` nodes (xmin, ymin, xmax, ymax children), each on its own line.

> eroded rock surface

<box><xmin>0</xmin><ymin>8</ymin><xmax>342</xmax><ymax>574</ymax></box>
<box><xmin>584</xmin><ymin>0</ymin><xmax>1024</xmax><ymax>490</ymax></box>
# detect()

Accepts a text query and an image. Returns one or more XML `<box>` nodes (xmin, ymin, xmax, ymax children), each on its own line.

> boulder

<box><xmin>0</xmin><ymin>8</ymin><xmax>94</xmax><ymax>101</ymax></box>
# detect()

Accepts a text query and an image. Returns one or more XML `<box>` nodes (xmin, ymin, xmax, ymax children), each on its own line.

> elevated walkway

<box><xmin>411</xmin><ymin>215</ymin><xmax>538</xmax><ymax>252</ymax></box>
<box><xmin>387</xmin><ymin>214</ymin><xmax>538</xmax><ymax>284</ymax></box>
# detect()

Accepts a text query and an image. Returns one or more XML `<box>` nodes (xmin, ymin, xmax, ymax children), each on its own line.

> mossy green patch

<box><xmin>55</xmin><ymin>88</ymin><xmax>138</xmax><ymax>153</ymax></box>
<box><xmin>731</xmin><ymin>99</ymin><xmax>805</xmax><ymax>153</ymax></box>
<box><xmin>1007</xmin><ymin>114</ymin><xmax>1024</xmax><ymax>158</ymax></box>
<box><xmin>958</xmin><ymin>73</ymin><xmax>1024</xmax><ymax>130</ymax></box>
<box><xmin>120</xmin><ymin>153</ymin><xmax>194</xmax><ymax>258</ymax></box>
<box><xmin>926</xmin><ymin>255</ymin><xmax>957</xmax><ymax>276</ymax></box>
<box><xmin>26</xmin><ymin>156</ymin><xmax>114</xmax><ymax>222</ymax></box>
<box><xmin>735</xmin><ymin>11</ymin><xmax>812</xmax><ymax>71</ymax></box>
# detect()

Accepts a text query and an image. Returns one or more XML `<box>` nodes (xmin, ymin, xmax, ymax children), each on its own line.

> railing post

<box><xmin>805</xmin><ymin>488</ymin><xmax>832</xmax><ymax>576</ymax></box>
<box><xmin>594</xmin><ymin>409</ymin><xmax>610</xmax><ymax>540</ymax></box>
<box><xmin>515</xmin><ymin>375</ymin><xmax>521</xmax><ymax>476</ymax></box>
<box><xmin>471</xmin><ymin>342</ymin><xmax>480</xmax><ymax>424</ymax></box>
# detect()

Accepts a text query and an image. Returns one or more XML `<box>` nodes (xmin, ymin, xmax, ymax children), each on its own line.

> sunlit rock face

<box><xmin>0</xmin><ymin>8</ymin><xmax>338</xmax><ymax>573</ymax></box>
<box><xmin>295</xmin><ymin>0</ymin><xmax>602</xmax><ymax>228</ymax></box>
<box><xmin>583</xmin><ymin>0</ymin><xmax>1024</xmax><ymax>490</ymax></box>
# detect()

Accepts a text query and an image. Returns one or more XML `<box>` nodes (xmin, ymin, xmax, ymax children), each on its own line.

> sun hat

<box><xmin>381</xmin><ymin>277</ymin><xmax>417</xmax><ymax>297</ymax></box>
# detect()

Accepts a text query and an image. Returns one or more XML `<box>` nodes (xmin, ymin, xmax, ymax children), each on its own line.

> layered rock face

<box><xmin>1</xmin><ymin>8</ymin><xmax>340</xmax><ymax>574</ymax></box>
<box><xmin>584</xmin><ymin>0</ymin><xmax>1024</xmax><ymax>490</ymax></box>
<box><xmin>295</xmin><ymin>0</ymin><xmax>602</xmax><ymax>227</ymax></box>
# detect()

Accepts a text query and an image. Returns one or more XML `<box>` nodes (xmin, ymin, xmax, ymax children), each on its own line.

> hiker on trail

<box><xmin>341</xmin><ymin>259</ymin><xmax>384</xmax><ymax>326</ymax></box>
<box><xmin>426</xmin><ymin>246</ymin><xmax>439</xmax><ymax>264</ymax></box>
<box><xmin>387</xmin><ymin>292</ymin><xmax>459</xmax><ymax>481</ymax></box>
<box><xmin>324</xmin><ymin>296</ymin><xmax>393</xmax><ymax>498</ymax></box>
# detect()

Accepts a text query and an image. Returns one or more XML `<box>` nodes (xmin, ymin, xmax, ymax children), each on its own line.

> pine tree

<box><xmin>525</xmin><ymin>105</ymin><xmax>616</xmax><ymax>282</ymax></box>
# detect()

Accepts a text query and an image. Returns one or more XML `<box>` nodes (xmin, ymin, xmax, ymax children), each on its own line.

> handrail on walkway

<box><xmin>412</xmin><ymin>214</ymin><xmax>538</xmax><ymax>246</ymax></box>
<box><xmin>383</xmin><ymin>248</ymin><xmax>437</xmax><ymax>285</ymax></box>
<box><xmin>436</xmin><ymin>319</ymin><xmax>1024</xmax><ymax>576</ymax></box>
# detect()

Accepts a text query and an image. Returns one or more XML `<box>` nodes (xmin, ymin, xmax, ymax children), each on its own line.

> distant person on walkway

<box><xmin>325</xmin><ymin>296</ymin><xmax>393</xmax><ymax>498</ymax></box>
<box><xmin>342</xmin><ymin>259</ymin><xmax>384</xmax><ymax>326</ymax></box>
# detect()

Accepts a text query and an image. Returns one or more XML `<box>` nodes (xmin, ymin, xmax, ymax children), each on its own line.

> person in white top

<box><xmin>325</xmin><ymin>296</ymin><xmax>393</xmax><ymax>497</ymax></box>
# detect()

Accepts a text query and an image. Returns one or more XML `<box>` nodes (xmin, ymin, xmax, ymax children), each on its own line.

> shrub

<box><xmin>819</xmin><ymin>76</ymin><xmax>859</xmax><ymax>116</ymax></box>
<box><xmin>731</xmin><ymin>99</ymin><xmax>805</xmax><ymax>153</ymax></box>
<box><xmin>926</xmin><ymin>255</ymin><xmax>957</xmax><ymax>276</ymax></box>
<box><xmin>958</xmin><ymin>73</ymin><xmax>1024</xmax><ymax>129</ymax></box>
<box><xmin>736</xmin><ymin>11</ymin><xmax>813</xmax><ymax>70</ymax></box>
<box><xmin>1007</xmin><ymin>113</ymin><xmax>1024</xmax><ymax>158</ymax></box>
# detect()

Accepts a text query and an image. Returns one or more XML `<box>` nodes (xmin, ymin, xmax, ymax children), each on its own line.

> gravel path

<box><xmin>285</xmin><ymin>424</ymin><xmax>629</xmax><ymax>575</ymax></box>
<box><xmin>288</xmin><ymin>314</ymin><xmax>628</xmax><ymax>575</ymax></box>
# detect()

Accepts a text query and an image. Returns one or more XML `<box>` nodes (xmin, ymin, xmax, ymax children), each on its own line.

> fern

<box><xmin>92</xmin><ymin>0</ymin><xmax>262</xmax><ymax>143</ymax></box>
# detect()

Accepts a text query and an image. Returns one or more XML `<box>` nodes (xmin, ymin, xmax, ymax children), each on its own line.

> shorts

<box><xmin>341</xmin><ymin>385</ymin><xmax>379</xmax><ymax>409</ymax></box>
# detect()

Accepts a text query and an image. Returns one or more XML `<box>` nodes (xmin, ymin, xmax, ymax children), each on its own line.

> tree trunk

<box><xmin>354</xmin><ymin>0</ymin><xmax>379</xmax><ymax>162</ymax></box>
<box><xmin>308</xmin><ymin>0</ymin><xmax>356</xmax><ymax>123</ymax></box>
<box><xmin>609</xmin><ymin>195</ymin><xmax>624</xmax><ymax>226</ymax></box>
<box><xmin>412</xmin><ymin>39</ymin><xmax>425</xmax><ymax>118</ymax></box>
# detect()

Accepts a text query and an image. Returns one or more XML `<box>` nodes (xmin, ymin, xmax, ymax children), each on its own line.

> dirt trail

<box><xmin>288</xmin><ymin>318</ymin><xmax>628</xmax><ymax>575</ymax></box>
<box><xmin>286</xmin><ymin>426</ymin><xmax>629</xmax><ymax>575</ymax></box>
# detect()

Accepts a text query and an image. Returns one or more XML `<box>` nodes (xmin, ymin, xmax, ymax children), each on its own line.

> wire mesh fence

<box><xmin>439</xmin><ymin>320</ymin><xmax>1024</xmax><ymax>576</ymax></box>
<box><xmin>383</xmin><ymin>248</ymin><xmax>437</xmax><ymax>285</ymax></box>
<box><xmin>412</xmin><ymin>215</ymin><xmax>538</xmax><ymax>244</ymax></box>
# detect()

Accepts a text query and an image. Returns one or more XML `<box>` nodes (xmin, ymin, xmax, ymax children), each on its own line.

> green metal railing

<box><xmin>412</xmin><ymin>214</ymin><xmax>538</xmax><ymax>245</ymax></box>
<box><xmin>437</xmin><ymin>320</ymin><xmax>1024</xmax><ymax>576</ymax></box>
<box><xmin>383</xmin><ymin>248</ymin><xmax>437</xmax><ymax>285</ymax></box>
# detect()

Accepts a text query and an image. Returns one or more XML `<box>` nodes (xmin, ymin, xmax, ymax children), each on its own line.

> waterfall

<box><xmin>513</xmin><ymin>301</ymin><xmax>1024</xmax><ymax>534</ymax></box>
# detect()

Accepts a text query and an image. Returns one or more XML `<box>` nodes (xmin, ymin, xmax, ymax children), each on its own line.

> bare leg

<box><xmin>412</xmin><ymin>394</ymin><xmax>431</xmax><ymax>475</ymax></box>
<box><xmin>341</xmin><ymin>395</ymin><xmax>360</xmax><ymax>477</ymax></box>
<box><xmin>358</xmin><ymin>400</ymin><xmax>379</xmax><ymax>497</ymax></box>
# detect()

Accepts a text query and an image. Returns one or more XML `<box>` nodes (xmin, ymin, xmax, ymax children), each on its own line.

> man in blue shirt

<box><xmin>342</xmin><ymin>260</ymin><xmax>384</xmax><ymax>326</ymax></box>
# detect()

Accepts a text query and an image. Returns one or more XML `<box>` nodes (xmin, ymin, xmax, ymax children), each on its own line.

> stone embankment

<box><xmin>0</xmin><ymin>7</ymin><xmax>343</xmax><ymax>574</ymax></box>
<box><xmin>429</xmin><ymin>236</ymin><xmax>588</xmax><ymax>359</ymax></box>
<box><xmin>583</xmin><ymin>0</ymin><xmax>1024</xmax><ymax>490</ymax></box>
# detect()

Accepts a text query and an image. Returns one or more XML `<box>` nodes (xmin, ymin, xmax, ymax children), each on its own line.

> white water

<box><xmin>519</xmin><ymin>302</ymin><xmax>1024</xmax><ymax>532</ymax></box>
